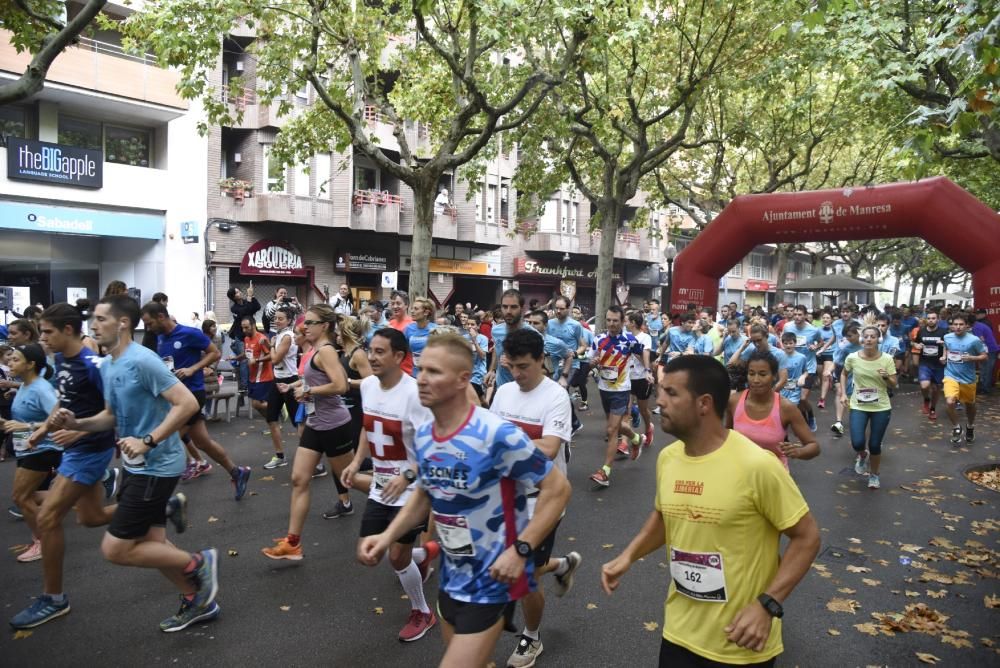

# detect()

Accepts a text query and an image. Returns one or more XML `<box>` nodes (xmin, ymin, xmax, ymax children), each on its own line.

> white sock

<box><xmin>522</xmin><ymin>627</ymin><xmax>539</xmax><ymax>641</ymax></box>
<box><xmin>395</xmin><ymin>561</ymin><xmax>430</xmax><ymax>614</ymax></box>
<box><xmin>552</xmin><ymin>558</ymin><xmax>569</xmax><ymax>577</ymax></box>
<box><xmin>411</xmin><ymin>547</ymin><xmax>427</xmax><ymax>564</ymax></box>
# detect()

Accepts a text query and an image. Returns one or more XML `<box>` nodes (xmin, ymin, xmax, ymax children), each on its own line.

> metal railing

<box><xmin>74</xmin><ymin>35</ymin><xmax>157</xmax><ymax>65</ymax></box>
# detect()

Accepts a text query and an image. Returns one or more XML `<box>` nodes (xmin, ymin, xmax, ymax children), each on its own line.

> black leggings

<box><xmin>571</xmin><ymin>363</ymin><xmax>590</xmax><ymax>402</ymax></box>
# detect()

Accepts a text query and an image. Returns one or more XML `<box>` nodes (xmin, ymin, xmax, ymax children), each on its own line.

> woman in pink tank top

<box><xmin>727</xmin><ymin>349</ymin><xmax>819</xmax><ymax>469</ymax></box>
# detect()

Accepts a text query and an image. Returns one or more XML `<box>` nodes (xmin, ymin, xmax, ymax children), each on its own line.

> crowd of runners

<box><xmin>1</xmin><ymin>283</ymin><xmax>996</xmax><ymax>667</ymax></box>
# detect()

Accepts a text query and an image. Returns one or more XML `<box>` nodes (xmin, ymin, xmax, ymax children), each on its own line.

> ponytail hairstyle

<box><xmin>41</xmin><ymin>302</ymin><xmax>84</xmax><ymax>336</ymax></box>
<box><xmin>75</xmin><ymin>298</ymin><xmax>93</xmax><ymax>320</ymax></box>
<box><xmin>338</xmin><ymin>315</ymin><xmax>368</xmax><ymax>351</ymax></box>
<box><xmin>16</xmin><ymin>343</ymin><xmax>53</xmax><ymax>379</ymax></box>
<box><xmin>304</xmin><ymin>303</ymin><xmax>340</xmax><ymax>344</ymax></box>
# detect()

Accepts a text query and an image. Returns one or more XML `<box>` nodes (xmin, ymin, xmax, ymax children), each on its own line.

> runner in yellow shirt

<box><xmin>601</xmin><ymin>355</ymin><xmax>820</xmax><ymax>666</ymax></box>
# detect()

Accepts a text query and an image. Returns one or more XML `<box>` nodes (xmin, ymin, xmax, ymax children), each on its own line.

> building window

<box><xmin>265</xmin><ymin>147</ymin><xmax>285</xmax><ymax>193</ymax></box>
<box><xmin>0</xmin><ymin>106</ymin><xmax>27</xmax><ymax>145</ymax></box>
<box><xmin>104</xmin><ymin>125</ymin><xmax>150</xmax><ymax>167</ymax></box>
<box><xmin>58</xmin><ymin>117</ymin><xmax>102</xmax><ymax>151</ymax></box>
<box><xmin>749</xmin><ymin>252</ymin><xmax>769</xmax><ymax>279</ymax></box>
<box><xmin>487</xmin><ymin>184</ymin><xmax>497</xmax><ymax>223</ymax></box>
<box><xmin>570</xmin><ymin>202</ymin><xmax>578</xmax><ymax>235</ymax></box>
<box><xmin>728</xmin><ymin>263</ymin><xmax>742</xmax><ymax>278</ymax></box>
<box><xmin>294</xmin><ymin>160</ymin><xmax>311</xmax><ymax>197</ymax></box>
<box><xmin>354</xmin><ymin>164</ymin><xmax>377</xmax><ymax>192</ymax></box>
<box><xmin>560</xmin><ymin>199</ymin><xmax>569</xmax><ymax>233</ymax></box>
<box><xmin>475</xmin><ymin>188</ymin><xmax>483</xmax><ymax>222</ymax></box>
<box><xmin>315</xmin><ymin>153</ymin><xmax>331</xmax><ymax>196</ymax></box>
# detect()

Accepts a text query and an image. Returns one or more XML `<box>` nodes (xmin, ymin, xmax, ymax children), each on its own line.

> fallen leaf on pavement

<box><xmin>826</xmin><ymin>598</ymin><xmax>861</xmax><ymax>614</ymax></box>
<box><xmin>853</xmin><ymin>623</ymin><xmax>879</xmax><ymax>636</ymax></box>
<box><xmin>827</xmin><ymin>629</ymin><xmax>841</xmax><ymax>636</ymax></box>
<box><xmin>260</xmin><ymin>475</ymin><xmax>275</xmax><ymax>481</ymax></box>
<box><xmin>900</xmin><ymin>544</ymin><xmax>923</xmax><ymax>554</ymax></box>
<box><xmin>985</xmin><ymin>595</ymin><xmax>1000</xmax><ymax>609</ymax></box>
<box><xmin>13</xmin><ymin>630</ymin><xmax>32</xmax><ymax>640</ymax></box>
<box><xmin>279</xmin><ymin>605</ymin><xmax>290</xmax><ymax>611</ymax></box>
<box><xmin>643</xmin><ymin>621</ymin><xmax>659</xmax><ymax>631</ymax></box>
<box><xmin>227</xmin><ymin>549</ymin><xmax>238</xmax><ymax>556</ymax></box>
<box><xmin>915</xmin><ymin>652</ymin><xmax>940</xmax><ymax>664</ymax></box>
<box><xmin>838</xmin><ymin>588</ymin><xmax>857</xmax><ymax>594</ymax></box>
<box><xmin>875</xmin><ymin>540</ymin><xmax>892</xmax><ymax>546</ymax></box>
<box><xmin>926</xmin><ymin>590</ymin><xmax>947</xmax><ymax>599</ymax></box>
<box><xmin>207</xmin><ymin>516</ymin><xmax>219</xmax><ymax>523</ymax></box>
<box><xmin>848</xmin><ymin>538</ymin><xmax>862</xmax><ymax>544</ymax></box>
<box><xmin>982</xmin><ymin>637</ymin><xmax>996</xmax><ymax>648</ymax></box>
<box><xmin>373</xmin><ymin>607</ymin><xmax>384</xmax><ymax>615</ymax></box>
<box><xmin>941</xmin><ymin>635</ymin><xmax>973</xmax><ymax>649</ymax></box>
<box><xmin>846</xmin><ymin>565</ymin><xmax>871</xmax><ymax>573</ymax></box>
<box><xmin>601</xmin><ymin>543</ymin><xmax>614</xmax><ymax>549</ymax></box>
<box><xmin>586</xmin><ymin>603</ymin><xmax>598</xmax><ymax>610</ymax></box>
<box><xmin>905</xmin><ymin>591</ymin><xmax>920</xmax><ymax>597</ymax></box>
<box><xmin>862</xmin><ymin>578</ymin><xmax>882</xmax><ymax>587</ymax></box>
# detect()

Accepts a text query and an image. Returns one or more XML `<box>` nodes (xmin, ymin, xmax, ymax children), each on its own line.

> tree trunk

<box><xmin>810</xmin><ymin>254</ymin><xmax>824</xmax><ymax>309</ymax></box>
<box><xmin>919</xmin><ymin>277</ymin><xmax>930</xmax><ymax>301</ymax></box>
<box><xmin>594</xmin><ymin>202</ymin><xmax>620</xmax><ymax>332</ymax></box>
<box><xmin>908</xmin><ymin>278</ymin><xmax>917</xmax><ymax>306</ymax></box>
<box><xmin>774</xmin><ymin>245</ymin><xmax>790</xmax><ymax>304</ymax></box>
<box><xmin>409</xmin><ymin>183</ymin><xmax>437</xmax><ymax>300</ymax></box>
<box><xmin>892</xmin><ymin>269</ymin><xmax>901</xmax><ymax>306</ymax></box>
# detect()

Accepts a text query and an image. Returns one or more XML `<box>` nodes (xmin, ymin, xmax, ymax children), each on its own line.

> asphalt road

<box><xmin>1</xmin><ymin>380</ymin><xmax>997</xmax><ymax>667</ymax></box>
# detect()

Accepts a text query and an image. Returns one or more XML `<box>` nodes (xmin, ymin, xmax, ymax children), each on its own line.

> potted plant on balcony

<box><xmin>220</xmin><ymin>178</ymin><xmax>254</xmax><ymax>202</ymax></box>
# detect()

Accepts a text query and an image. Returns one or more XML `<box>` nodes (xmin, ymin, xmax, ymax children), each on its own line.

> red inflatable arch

<box><xmin>670</xmin><ymin>177</ymin><xmax>1000</xmax><ymax>340</ymax></box>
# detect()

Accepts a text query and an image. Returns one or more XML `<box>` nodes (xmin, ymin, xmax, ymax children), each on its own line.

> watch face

<box><xmin>516</xmin><ymin>542</ymin><xmax>531</xmax><ymax>556</ymax></box>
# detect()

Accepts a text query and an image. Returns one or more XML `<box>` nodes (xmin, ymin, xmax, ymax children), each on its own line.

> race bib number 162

<box><xmin>670</xmin><ymin>548</ymin><xmax>728</xmax><ymax>602</ymax></box>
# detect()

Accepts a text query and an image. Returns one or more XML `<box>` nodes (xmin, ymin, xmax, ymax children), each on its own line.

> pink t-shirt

<box><xmin>733</xmin><ymin>390</ymin><xmax>788</xmax><ymax>470</ymax></box>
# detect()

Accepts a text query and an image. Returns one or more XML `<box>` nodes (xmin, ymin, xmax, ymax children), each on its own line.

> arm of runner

<box><xmin>29</xmin><ymin>402</ymin><xmax>86</xmax><ymax>448</ymax></box>
<box><xmin>357</xmin><ymin>487</ymin><xmax>432</xmax><ymax>566</ymax></box>
<box><xmin>118</xmin><ymin>382</ymin><xmax>199</xmax><ymax>460</ymax></box>
<box><xmin>725</xmin><ymin>513</ymin><xmax>820</xmax><ymax>652</ymax></box>
<box><xmin>839</xmin><ymin>368</ymin><xmax>850</xmax><ymax>405</ymax></box>
<box><xmin>51</xmin><ymin>404</ymin><xmax>116</xmax><ymax>433</ymax></box>
<box><xmin>601</xmin><ymin>509</ymin><xmax>666</xmax><ymax>595</ymax></box>
<box><xmin>489</xmin><ymin>465</ymin><xmax>570</xmax><ymax>586</ymax></box>
<box><xmin>341</xmin><ymin>429</ymin><xmax>371</xmax><ymax>488</ymax></box>
<box><xmin>560</xmin><ymin>349</ymin><xmax>573</xmax><ymax>385</ymax></box>
<box><xmin>297</xmin><ymin>345</ymin><xmax>348</xmax><ymax>398</ymax></box>
<box><xmin>176</xmin><ymin>342</ymin><xmax>221</xmax><ymax>380</ymax></box>
<box><xmin>779</xmin><ymin>398</ymin><xmax>820</xmax><ymax>460</ymax></box>
<box><xmin>532</xmin><ymin>434</ymin><xmax>563</xmax><ymax>460</ymax></box>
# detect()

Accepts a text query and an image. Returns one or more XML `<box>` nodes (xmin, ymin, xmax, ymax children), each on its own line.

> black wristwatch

<box><xmin>402</xmin><ymin>469</ymin><xmax>417</xmax><ymax>483</ymax></box>
<box><xmin>757</xmin><ymin>593</ymin><xmax>783</xmax><ymax>618</ymax></box>
<box><xmin>142</xmin><ymin>434</ymin><xmax>157</xmax><ymax>448</ymax></box>
<box><xmin>514</xmin><ymin>540</ymin><xmax>532</xmax><ymax>558</ymax></box>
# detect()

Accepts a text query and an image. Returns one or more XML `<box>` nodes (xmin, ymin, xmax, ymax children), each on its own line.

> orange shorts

<box><xmin>943</xmin><ymin>377</ymin><xmax>976</xmax><ymax>404</ymax></box>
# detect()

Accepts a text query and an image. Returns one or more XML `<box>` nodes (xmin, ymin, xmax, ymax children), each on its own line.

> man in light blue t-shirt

<box><xmin>487</xmin><ymin>289</ymin><xmax>537</xmax><ymax>390</ymax></box>
<box><xmin>50</xmin><ymin>294</ymin><xmax>220</xmax><ymax>633</ymax></box>
<box><xmin>941</xmin><ymin>313</ymin><xmax>987</xmax><ymax>444</ymax></box>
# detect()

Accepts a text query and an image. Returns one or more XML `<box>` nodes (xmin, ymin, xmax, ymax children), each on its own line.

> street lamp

<box><xmin>664</xmin><ymin>242</ymin><xmax>678</xmax><ymax>318</ymax></box>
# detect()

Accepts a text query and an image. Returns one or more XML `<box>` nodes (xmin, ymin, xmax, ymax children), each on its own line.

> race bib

<box><xmin>12</xmin><ymin>430</ymin><xmax>31</xmax><ymax>453</ymax></box>
<box><xmin>305</xmin><ymin>400</ymin><xmax>316</xmax><ymax>416</ymax></box>
<box><xmin>670</xmin><ymin>548</ymin><xmax>727</xmax><ymax>602</ymax></box>
<box><xmin>947</xmin><ymin>350</ymin><xmax>963</xmax><ymax>363</ymax></box>
<box><xmin>838</xmin><ymin>339</ymin><xmax>849</xmax><ymax>349</ymax></box>
<box><xmin>599</xmin><ymin>366</ymin><xmax>619</xmax><ymax>381</ymax></box>
<box><xmin>922</xmin><ymin>345</ymin><xmax>938</xmax><ymax>356</ymax></box>
<box><xmin>433</xmin><ymin>512</ymin><xmax>474</xmax><ymax>557</ymax></box>
<box><xmin>373</xmin><ymin>465</ymin><xmax>399</xmax><ymax>491</ymax></box>
<box><xmin>856</xmin><ymin>387</ymin><xmax>879</xmax><ymax>403</ymax></box>
<box><xmin>796</xmin><ymin>335</ymin><xmax>807</xmax><ymax>347</ymax></box>
<box><xmin>163</xmin><ymin>356</ymin><xmax>175</xmax><ymax>372</ymax></box>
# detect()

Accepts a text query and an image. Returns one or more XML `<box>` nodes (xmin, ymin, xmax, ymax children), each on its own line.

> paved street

<box><xmin>1</xmin><ymin>382</ymin><xmax>997</xmax><ymax>667</ymax></box>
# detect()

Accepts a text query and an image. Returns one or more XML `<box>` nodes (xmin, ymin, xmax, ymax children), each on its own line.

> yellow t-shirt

<box><xmin>655</xmin><ymin>430</ymin><xmax>810</xmax><ymax>664</ymax></box>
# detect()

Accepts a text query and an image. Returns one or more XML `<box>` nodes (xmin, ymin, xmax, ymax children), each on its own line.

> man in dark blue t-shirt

<box><xmin>140</xmin><ymin>302</ymin><xmax>250</xmax><ymax>500</ymax></box>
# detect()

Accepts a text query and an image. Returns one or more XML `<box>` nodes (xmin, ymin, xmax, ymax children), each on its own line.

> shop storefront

<box><xmin>0</xmin><ymin>198</ymin><xmax>164</xmax><ymax>322</ymax></box>
<box><xmin>398</xmin><ymin>241</ymin><xmax>502</xmax><ymax>309</ymax></box>
<box><xmin>743</xmin><ymin>279</ymin><xmax>775</xmax><ymax>308</ymax></box>
<box><xmin>624</xmin><ymin>262</ymin><xmax>662</xmax><ymax>305</ymax></box>
<box><xmin>513</xmin><ymin>256</ymin><xmax>627</xmax><ymax>315</ymax></box>
<box><xmin>335</xmin><ymin>250</ymin><xmax>395</xmax><ymax>305</ymax></box>
<box><xmin>207</xmin><ymin>225</ymin><xmax>399</xmax><ymax>320</ymax></box>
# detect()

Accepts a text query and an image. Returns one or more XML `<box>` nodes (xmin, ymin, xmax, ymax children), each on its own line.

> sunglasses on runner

<box><xmin>302</xmin><ymin>320</ymin><xmax>323</xmax><ymax>326</ymax></box>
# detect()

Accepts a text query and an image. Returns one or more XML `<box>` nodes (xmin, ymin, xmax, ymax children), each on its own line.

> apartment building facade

<box><xmin>0</xmin><ymin>1</ymin><xmax>206</xmax><ymax>323</ymax></box>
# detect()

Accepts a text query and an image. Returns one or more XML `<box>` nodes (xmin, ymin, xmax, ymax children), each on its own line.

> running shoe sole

<box><xmin>262</xmin><ymin>549</ymin><xmax>303</xmax><ymax>561</ymax></box>
<box><xmin>193</xmin><ymin>548</ymin><xmax>219</xmax><ymax>609</ymax></box>
<box><xmin>161</xmin><ymin>602</ymin><xmax>220</xmax><ymax>633</ymax></box>
<box><xmin>553</xmin><ymin>551</ymin><xmax>582</xmax><ymax>597</ymax></box>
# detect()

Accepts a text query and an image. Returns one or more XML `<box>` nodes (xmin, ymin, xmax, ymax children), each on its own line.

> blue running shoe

<box><xmin>807</xmin><ymin>414</ymin><xmax>818</xmax><ymax>432</ymax></box>
<box><xmin>630</xmin><ymin>405</ymin><xmax>641</xmax><ymax>429</ymax></box>
<box><xmin>233</xmin><ymin>466</ymin><xmax>251</xmax><ymax>501</ymax></box>
<box><xmin>191</xmin><ymin>548</ymin><xmax>219</xmax><ymax>609</ymax></box>
<box><xmin>10</xmin><ymin>594</ymin><xmax>70</xmax><ymax>629</ymax></box>
<box><xmin>165</xmin><ymin>493</ymin><xmax>187</xmax><ymax>534</ymax></box>
<box><xmin>159</xmin><ymin>597</ymin><xmax>220</xmax><ymax>633</ymax></box>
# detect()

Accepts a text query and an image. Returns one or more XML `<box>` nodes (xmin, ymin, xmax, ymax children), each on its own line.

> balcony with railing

<box><xmin>433</xmin><ymin>204</ymin><xmax>459</xmax><ymax>240</ymax></box>
<box><xmin>351</xmin><ymin>189</ymin><xmax>402</xmax><ymax>233</ymax></box>
<box><xmin>0</xmin><ymin>30</ymin><xmax>186</xmax><ymax>110</ymax></box>
<box><xmin>220</xmin><ymin>87</ymin><xmax>287</xmax><ymax>129</ymax></box>
<box><xmin>588</xmin><ymin>228</ymin><xmax>648</xmax><ymax>260</ymax></box>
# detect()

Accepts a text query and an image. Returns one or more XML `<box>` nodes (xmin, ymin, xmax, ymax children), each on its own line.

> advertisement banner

<box><xmin>6</xmin><ymin>138</ymin><xmax>103</xmax><ymax>188</ymax></box>
<box><xmin>241</xmin><ymin>239</ymin><xmax>308</xmax><ymax>277</ymax></box>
